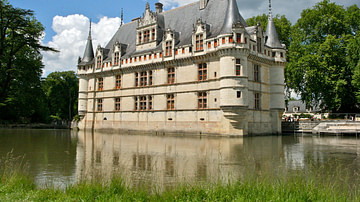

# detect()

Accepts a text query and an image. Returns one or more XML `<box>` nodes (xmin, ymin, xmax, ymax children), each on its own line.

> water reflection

<box><xmin>1</xmin><ymin>129</ymin><xmax>360</xmax><ymax>189</ymax></box>
<box><xmin>75</xmin><ymin>131</ymin><xmax>360</xmax><ymax>189</ymax></box>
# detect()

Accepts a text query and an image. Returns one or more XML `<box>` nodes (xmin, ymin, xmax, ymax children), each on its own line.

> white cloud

<box><xmin>159</xmin><ymin>0</ymin><xmax>196</xmax><ymax>8</ymax></box>
<box><xmin>42</xmin><ymin>14</ymin><xmax>121</xmax><ymax>76</ymax></box>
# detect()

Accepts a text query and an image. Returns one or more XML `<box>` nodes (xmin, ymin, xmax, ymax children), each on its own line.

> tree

<box><xmin>0</xmin><ymin>0</ymin><xmax>56</xmax><ymax>122</ymax></box>
<box><xmin>246</xmin><ymin>14</ymin><xmax>292</xmax><ymax>48</ymax></box>
<box><xmin>286</xmin><ymin>0</ymin><xmax>360</xmax><ymax>112</ymax></box>
<box><xmin>43</xmin><ymin>71</ymin><xmax>79</xmax><ymax>121</ymax></box>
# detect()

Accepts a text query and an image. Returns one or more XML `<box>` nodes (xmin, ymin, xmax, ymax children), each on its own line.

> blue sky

<box><xmin>7</xmin><ymin>0</ymin><xmax>360</xmax><ymax>75</ymax></box>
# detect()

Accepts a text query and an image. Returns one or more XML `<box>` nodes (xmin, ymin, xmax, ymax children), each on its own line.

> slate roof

<box><xmin>265</xmin><ymin>17</ymin><xmax>282</xmax><ymax>48</ymax></box>
<box><xmin>79</xmin><ymin>27</ymin><xmax>95</xmax><ymax>65</ymax></box>
<box><xmin>79</xmin><ymin>0</ymin><xmax>283</xmax><ymax>64</ymax></box>
<box><xmin>104</xmin><ymin>0</ymin><xmax>247</xmax><ymax>58</ymax></box>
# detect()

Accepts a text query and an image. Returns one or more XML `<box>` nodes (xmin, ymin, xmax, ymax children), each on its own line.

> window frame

<box><xmin>115</xmin><ymin>97</ymin><xmax>121</xmax><ymax>111</ymax></box>
<box><xmin>195</xmin><ymin>34</ymin><xmax>204</xmax><ymax>51</ymax></box>
<box><xmin>97</xmin><ymin>99</ymin><xmax>103</xmax><ymax>112</ymax></box>
<box><xmin>254</xmin><ymin>92</ymin><xmax>261</xmax><ymax>110</ymax></box>
<box><xmin>235</xmin><ymin>59</ymin><xmax>241</xmax><ymax>76</ymax></box>
<box><xmin>198</xmin><ymin>63</ymin><xmax>207</xmax><ymax>81</ymax></box>
<box><xmin>98</xmin><ymin>78</ymin><xmax>103</xmax><ymax>91</ymax></box>
<box><xmin>115</xmin><ymin>75</ymin><xmax>121</xmax><ymax>89</ymax></box>
<box><xmin>167</xmin><ymin>94</ymin><xmax>175</xmax><ymax>110</ymax></box>
<box><xmin>167</xmin><ymin>67</ymin><xmax>175</xmax><ymax>84</ymax></box>
<box><xmin>198</xmin><ymin>92</ymin><xmax>207</xmax><ymax>109</ymax></box>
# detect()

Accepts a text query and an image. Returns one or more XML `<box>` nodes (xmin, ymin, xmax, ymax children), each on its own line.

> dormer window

<box><xmin>114</xmin><ymin>52</ymin><xmax>120</xmax><ymax>66</ymax></box>
<box><xmin>195</xmin><ymin>34</ymin><xmax>204</xmax><ymax>51</ymax></box>
<box><xmin>138</xmin><ymin>33</ymin><xmax>142</xmax><ymax>44</ymax></box>
<box><xmin>144</xmin><ymin>30</ymin><xmax>150</xmax><ymax>43</ymax></box>
<box><xmin>165</xmin><ymin>41</ymin><xmax>172</xmax><ymax>56</ymax></box>
<box><xmin>193</xmin><ymin>19</ymin><xmax>209</xmax><ymax>52</ymax></box>
<box><xmin>96</xmin><ymin>56</ymin><xmax>102</xmax><ymax>69</ymax></box>
<box><xmin>236</xmin><ymin>33</ymin><xmax>241</xmax><ymax>43</ymax></box>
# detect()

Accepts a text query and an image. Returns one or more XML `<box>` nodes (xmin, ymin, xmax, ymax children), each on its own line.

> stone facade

<box><xmin>77</xmin><ymin>0</ymin><xmax>286</xmax><ymax>136</ymax></box>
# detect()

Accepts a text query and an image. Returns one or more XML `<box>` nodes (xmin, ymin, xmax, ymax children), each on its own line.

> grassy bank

<box><xmin>1</xmin><ymin>153</ymin><xmax>359</xmax><ymax>201</ymax></box>
<box><xmin>1</xmin><ymin>173</ymin><xmax>359</xmax><ymax>201</ymax></box>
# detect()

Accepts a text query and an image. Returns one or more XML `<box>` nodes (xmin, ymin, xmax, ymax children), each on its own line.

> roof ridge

<box><xmin>161</xmin><ymin>1</ymin><xmax>199</xmax><ymax>14</ymax></box>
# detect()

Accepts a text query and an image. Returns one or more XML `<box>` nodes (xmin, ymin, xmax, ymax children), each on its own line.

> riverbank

<box><xmin>1</xmin><ymin>172</ymin><xmax>358</xmax><ymax>201</ymax></box>
<box><xmin>0</xmin><ymin>123</ymin><xmax>70</xmax><ymax>129</ymax></box>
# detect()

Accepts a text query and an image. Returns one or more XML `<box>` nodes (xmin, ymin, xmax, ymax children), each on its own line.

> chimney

<box><xmin>200</xmin><ymin>0</ymin><xmax>209</xmax><ymax>10</ymax></box>
<box><xmin>155</xmin><ymin>2</ymin><xmax>163</xmax><ymax>13</ymax></box>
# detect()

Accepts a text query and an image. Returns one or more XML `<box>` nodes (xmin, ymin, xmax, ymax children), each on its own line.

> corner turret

<box><xmin>81</xmin><ymin>20</ymin><xmax>95</xmax><ymax>63</ymax></box>
<box><xmin>265</xmin><ymin>0</ymin><xmax>282</xmax><ymax>48</ymax></box>
<box><xmin>221</xmin><ymin>0</ymin><xmax>247</xmax><ymax>34</ymax></box>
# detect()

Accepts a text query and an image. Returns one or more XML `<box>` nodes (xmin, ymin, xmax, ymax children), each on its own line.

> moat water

<box><xmin>1</xmin><ymin>129</ymin><xmax>360</xmax><ymax>189</ymax></box>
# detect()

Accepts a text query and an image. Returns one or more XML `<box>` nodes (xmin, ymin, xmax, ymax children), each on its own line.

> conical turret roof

<box><xmin>265</xmin><ymin>0</ymin><xmax>282</xmax><ymax>49</ymax></box>
<box><xmin>220</xmin><ymin>0</ymin><xmax>247</xmax><ymax>34</ymax></box>
<box><xmin>81</xmin><ymin>21</ymin><xmax>94</xmax><ymax>63</ymax></box>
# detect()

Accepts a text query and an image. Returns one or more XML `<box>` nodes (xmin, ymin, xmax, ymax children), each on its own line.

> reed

<box><xmin>1</xmin><ymin>154</ymin><xmax>359</xmax><ymax>201</ymax></box>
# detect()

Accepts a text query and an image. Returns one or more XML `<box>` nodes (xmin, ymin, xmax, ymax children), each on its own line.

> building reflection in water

<box><xmin>75</xmin><ymin>131</ymin><xmax>360</xmax><ymax>190</ymax></box>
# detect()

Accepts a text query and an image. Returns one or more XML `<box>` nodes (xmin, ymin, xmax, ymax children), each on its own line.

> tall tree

<box><xmin>0</xmin><ymin>0</ymin><xmax>56</xmax><ymax>121</ymax></box>
<box><xmin>286</xmin><ymin>0</ymin><xmax>360</xmax><ymax>112</ymax></box>
<box><xmin>43</xmin><ymin>71</ymin><xmax>79</xmax><ymax>121</ymax></box>
<box><xmin>246</xmin><ymin>14</ymin><xmax>292</xmax><ymax>49</ymax></box>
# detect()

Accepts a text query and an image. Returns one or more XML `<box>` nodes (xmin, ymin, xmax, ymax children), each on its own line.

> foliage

<box><xmin>246</xmin><ymin>14</ymin><xmax>292</xmax><ymax>49</ymax></box>
<box><xmin>286</xmin><ymin>0</ymin><xmax>360</xmax><ymax>112</ymax></box>
<box><xmin>0</xmin><ymin>171</ymin><xmax>359</xmax><ymax>201</ymax></box>
<box><xmin>0</xmin><ymin>0</ymin><xmax>56</xmax><ymax>122</ymax></box>
<box><xmin>43</xmin><ymin>71</ymin><xmax>79</xmax><ymax>121</ymax></box>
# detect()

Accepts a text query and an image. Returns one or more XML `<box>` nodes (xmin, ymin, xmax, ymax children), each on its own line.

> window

<box><xmin>97</xmin><ymin>56</ymin><xmax>102</xmax><ymax>69</ymax></box>
<box><xmin>198</xmin><ymin>92</ymin><xmax>207</xmax><ymax>109</ymax></box>
<box><xmin>165</xmin><ymin>41</ymin><xmax>172</xmax><ymax>56</ymax></box>
<box><xmin>255</xmin><ymin>92</ymin><xmax>261</xmax><ymax>110</ymax></box>
<box><xmin>229</xmin><ymin>36</ymin><xmax>233</xmax><ymax>43</ymax></box>
<box><xmin>114</xmin><ymin>52</ymin><xmax>120</xmax><ymax>66</ymax></box>
<box><xmin>235</xmin><ymin>59</ymin><xmax>241</xmax><ymax>76</ymax></box>
<box><xmin>152</xmin><ymin>29</ymin><xmax>155</xmax><ymax>41</ymax></box>
<box><xmin>98</xmin><ymin>78</ymin><xmax>103</xmax><ymax>91</ymax></box>
<box><xmin>168</xmin><ymin>67</ymin><xmax>175</xmax><ymax>84</ymax></box>
<box><xmin>144</xmin><ymin>30</ymin><xmax>150</xmax><ymax>43</ymax></box>
<box><xmin>236</xmin><ymin>33</ymin><xmax>241</xmax><ymax>43</ymax></box>
<box><xmin>214</xmin><ymin>40</ymin><xmax>218</xmax><ymax>47</ymax></box>
<box><xmin>140</xmin><ymin>96</ymin><xmax>147</xmax><ymax>111</ymax></box>
<box><xmin>135</xmin><ymin>73</ymin><xmax>138</xmax><ymax>87</ymax></box>
<box><xmin>237</xmin><ymin>91</ymin><xmax>241</xmax><ymax>98</ymax></box>
<box><xmin>148</xmin><ymin>96</ymin><xmax>152</xmax><ymax>110</ymax></box>
<box><xmin>115</xmin><ymin>75</ymin><xmax>121</xmax><ymax>89</ymax></box>
<box><xmin>222</xmin><ymin>37</ymin><xmax>225</xmax><ymax>44</ymax></box>
<box><xmin>97</xmin><ymin>99</ymin><xmax>103</xmax><ymax>112</ymax></box>
<box><xmin>115</xmin><ymin>98</ymin><xmax>121</xmax><ymax>111</ymax></box>
<box><xmin>140</xmin><ymin>71</ymin><xmax>147</xmax><ymax>86</ymax></box>
<box><xmin>254</xmin><ymin>64</ymin><xmax>260</xmax><ymax>82</ymax></box>
<box><xmin>134</xmin><ymin>97</ymin><xmax>138</xmax><ymax>110</ymax></box>
<box><xmin>196</xmin><ymin>34</ymin><xmax>204</xmax><ymax>51</ymax></box>
<box><xmin>182</xmin><ymin>48</ymin><xmax>185</xmax><ymax>54</ymax></box>
<box><xmin>167</xmin><ymin>94</ymin><xmax>175</xmax><ymax>110</ymax></box>
<box><xmin>198</xmin><ymin>63</ymin><xmax>207</xmax><ymax>81</ymax></box>
<box><xmin>149</xmin><ymin>71</ymin><xmax>153</xmax><ymax>86</ymax></box>
<box><xmin>208</xmin><ymin>42</ymin><xmax>211</xmax><ymax>49</ymax></box>
<box><xmin>138</xmin><ymin>32</ymin><xmax>142</xmax><ymax>43</ymax></box>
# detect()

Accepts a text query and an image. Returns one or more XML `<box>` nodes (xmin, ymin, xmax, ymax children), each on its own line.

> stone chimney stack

<box><xmin>200</xmin><ymin>0</ymin><xmax>209</xmax><ymax>10</ymax></box>
<box><xmin>155</xmin><ymin>2</ymin><xmax>163</xmax><ymax>13</ymax></box>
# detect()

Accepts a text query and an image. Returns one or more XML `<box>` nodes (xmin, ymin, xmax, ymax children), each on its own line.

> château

<box><xmin>77</xmin><ymin>0</ymin><xmax>286</xmax><ymax>135</ymax></box>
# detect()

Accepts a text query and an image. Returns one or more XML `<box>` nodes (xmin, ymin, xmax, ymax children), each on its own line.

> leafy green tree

<box><xmin>246</xmin><ymin>14</ymin><xmax>292</xmax><ymax>48</ymax></box>
<box><xmin>43</xmin><ymin>71</ymin><xmax>79</xmax><ymax>121</ymax></box>
<box><xmin>0</xmin><ymin>0</ymin><xmax>56</xmax><ymax>122</ymax></box>
<box><xmin>286</xmin><ymin>0</ymin><xmax>360</xmax><ymax>112</ymax></box>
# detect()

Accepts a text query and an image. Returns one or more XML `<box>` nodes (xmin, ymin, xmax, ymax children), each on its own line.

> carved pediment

<box><xmin>138</xmin><ymin>3</ymin><xmax>158</xmax><ymax>27</ymax></box>
<box><xmin>193</xmin><ymin>18</ymin><xmax>210</xmax><ymax>36</ymax></box>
